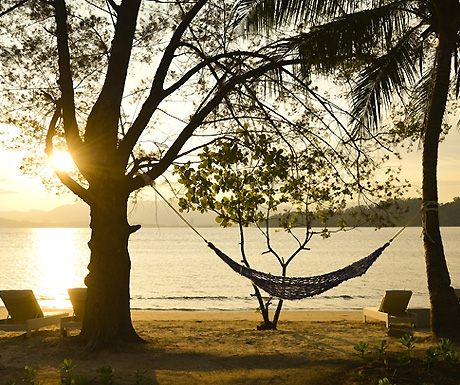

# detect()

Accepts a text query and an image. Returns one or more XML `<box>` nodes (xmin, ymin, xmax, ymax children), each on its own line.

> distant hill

<box><xmin>439</xmin><ymin>197</ymin><xmax>460</xmax><ymax>226</ymax></box>
<box><xmin>0</xmin><ymin>197</ymin><xmax>458</xmax><ymax>228</ymax></box>
<box><xmin>273</xmin><ymin>197</ymin><xmax>460</xmax><ymax>228</ymax></box>
<box><xmin>340</xmin><ymin>197</ymin><xmax>460</xmax><ymax>227</ymax></box>
<box><xmin>0</xmin><ymin>200</ymin><xmax>218</xmax><ymax>228</ymax></box>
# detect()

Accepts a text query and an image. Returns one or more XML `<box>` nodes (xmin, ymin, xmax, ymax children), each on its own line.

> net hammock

<box><xmin>149</xmin><ymin>184</ymin><xmax>418</xmax><ymax>301</ymax></box>
<box><xmin>207</xmin><ymin>241</ymin><xmax>390</xmax><ymax>300</ymax></box>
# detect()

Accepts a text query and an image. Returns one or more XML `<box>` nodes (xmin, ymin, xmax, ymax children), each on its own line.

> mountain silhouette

<box><xmin>0</xmin><ymin>200</ymin><xmax>218</xmax><ymax>228</ymax></box>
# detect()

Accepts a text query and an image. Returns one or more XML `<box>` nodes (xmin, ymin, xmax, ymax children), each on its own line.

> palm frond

<box><xmin>350</xmin><ymin>24</ymin><xmax>425</xmax><ymax>133</ymax></box>
<box><xmin>233</xmin><ymin>0</ymin><xmax>363</xmax><ymax>32</ymax></box>
<box><xmin>407</xmin><ymin>69</ymin><xmax>436</xmax><ymax>136</ymax></box>
<box><xmin>266</xmin><ymin>2</ymin><xmax>412</xmax><ymax>77</ymax></box>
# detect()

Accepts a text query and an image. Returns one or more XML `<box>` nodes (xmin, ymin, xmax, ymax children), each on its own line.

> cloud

<box><xmin>0</xmin><ymin>187</ymin><xmax>16</xmax><ymax>195</ymax></box>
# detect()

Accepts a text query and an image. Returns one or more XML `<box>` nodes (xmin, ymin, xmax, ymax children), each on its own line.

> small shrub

<box><xmin>398</xmin><ymin>333</ymin><xmax>417</xmax><ymax>358</ymax></box>
<box><xmin>23</xmin><ymin>366</ymin><xmax>39</xmax><ymax>384</ymax></box>
<box><xmin>424</xmin><ymin>346</ymin><xmax>438</xmax><ymax>366</ymax></box>
<box><xmin>60</xmin><ymin>358</ymin><xmax>75</xmax><ymax>385</ymax></box>
<box><xmin>445</xmin><ymin>348</ymin><xmax>460</xmax><ymax>364</ymax></box>
<box><xmin>70</xmin><ymin>374</ymin><xmax>88</xmax><ymax>385</ymax></box>
<box><xmin>134</xmin><ymin>369</ymin><xmax>147</xmax><ymax>385</ymax></box>
<box><xmin>97</xmin><ymin>365</ymin><xmax>114</xmax><ymax>385</ymax></box>
<box><xmin>436</xmin><ymin>338</ymin><xmax>452</xmax><ymax>357</ymax></box>
<box><xmin>373</xmin><ymin>340</ymin><xmax>388</xmax><ymax>359</ymax></box>
<box><xmin>354</xmin><ymin>341</ymin><xmax>370</xmax><ymax>357</ymax></box>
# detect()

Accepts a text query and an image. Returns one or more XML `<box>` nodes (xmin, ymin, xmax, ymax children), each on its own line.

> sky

<box><xmin>0</xmin><ymin>127</ymin><xmax>459</xmax><ymax>213</ymax></box>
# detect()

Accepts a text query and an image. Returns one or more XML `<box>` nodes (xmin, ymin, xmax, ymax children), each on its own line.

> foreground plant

<box><xmin>3</xmin><ymin>361</ymin><xmax>152</xmax><ymax>384</ymax></box>
<box><xmin>398</xmin><ymin>333</ymin><xmax>417</xmax><ymax>358</ymax></box>
<box><xmin>60</xmin><ymin>358</ymin><xmax>75</xmax><ymax>385</ymax></box>
<box><xmin>22</xmin><ymin>366</ymin><xmax>40</xmax><ymax>385</ymax></box>
<box><xmin>96</xmin><ymin>365</ymin><xmax>114</xmax><ymax>385</ymax></box>
<box><xmin>354</xmin><ymin>341</ymin><xmax>370</xmax><ymax>358</ymax></box>
<box><xmin>425</xmin><ymin>338</ymin><xmax>460</xmax><ymax>366</ymax></box>
<box><xmin>352</xmin><ymin>335</ymin><xmax>460</xmax><ymax>384</ymax></box>
<box><xmin>373</xmin><ymin>340</ymin><xmax>388</xmax><ymax>359</ymax></box>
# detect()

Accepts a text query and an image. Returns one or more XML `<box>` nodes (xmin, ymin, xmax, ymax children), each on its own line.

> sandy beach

<box><xmin>0</xmin><ymin>309</ymin><xmax>457</xmax><ymax>384</ymax></box>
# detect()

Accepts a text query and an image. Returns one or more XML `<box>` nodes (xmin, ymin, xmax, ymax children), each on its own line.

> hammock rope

<box><xmin>150</xmin><ymin>183</ymin><xmax>417</xmax><ymax>300</ymax></box>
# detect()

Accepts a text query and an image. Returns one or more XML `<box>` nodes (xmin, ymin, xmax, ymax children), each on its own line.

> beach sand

<box><xmin>0</xmin><ymin>310</ymin><xmax>448</xmax><ymax>384</ymax></box>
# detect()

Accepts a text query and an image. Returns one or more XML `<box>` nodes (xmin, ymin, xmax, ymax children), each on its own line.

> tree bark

<box><xmin>79</xmin><ymin>183</ymin><xmax>143</xmax><ymax>349</ymax></box>
<box><xmin>422</xmin><ymin>23</ymin><xmax>460</xmax><ymax>338</ymax></box>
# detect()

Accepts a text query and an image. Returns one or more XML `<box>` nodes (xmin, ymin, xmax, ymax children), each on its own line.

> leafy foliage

<box><xmin>352</xmin><ymin>335</ymin><xmax>460</xmax><ymax>384</ymax></box>
<box><xmin>175</xmin><ymin>119</ymin><xmax>407</xmax><ymax>328</ymax></box>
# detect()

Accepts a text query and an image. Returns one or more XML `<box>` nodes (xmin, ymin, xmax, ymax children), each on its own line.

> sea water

<box><xmin>0</xmin><ymin>226</ymin><xmax>459</xmax><ymax>311</ymax></box>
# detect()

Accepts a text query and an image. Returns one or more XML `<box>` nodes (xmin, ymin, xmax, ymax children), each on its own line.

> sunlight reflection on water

<box><xmin>1</xmin><ymin>228</ymin><xmax>89</xmax><ymax>309</ymax></box>
<box><xmin>30</xmin><ymin>228</ymin><xmax>88</xmax><ymax>308</ymax></box>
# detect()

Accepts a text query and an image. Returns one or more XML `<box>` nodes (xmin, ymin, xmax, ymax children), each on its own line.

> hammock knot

<box><xmin>421</xmin><ymin>201</ymin><xmax>439</xmax><ymax>213</ymax></box>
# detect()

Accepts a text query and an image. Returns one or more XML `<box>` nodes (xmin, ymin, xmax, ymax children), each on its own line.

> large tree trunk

<box><xmin>422</xmin><ymin>26</ymin><xmax>460</xmax><ymax>338</ymax></box>
<box><xmin>79</xmin><ymin>183</ymin><xmax>143</xmax><ymax>349</ymax></box>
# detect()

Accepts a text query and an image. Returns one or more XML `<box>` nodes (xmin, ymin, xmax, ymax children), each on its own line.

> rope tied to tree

<box><xmin>421</xmin><ymin>201</ymin><xmax>439</xmax><ymax>243</ymax></box>
<box><xmin>150</xmin><ymin>182</ymin><xmax>208</xmax><ymax>243</ymax></box>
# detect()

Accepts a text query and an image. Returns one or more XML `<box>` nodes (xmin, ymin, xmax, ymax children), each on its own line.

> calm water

<box><xmin>0</xmin><ymin>226</ymin><xmax>459</xmax><ymax>311</ymax></box>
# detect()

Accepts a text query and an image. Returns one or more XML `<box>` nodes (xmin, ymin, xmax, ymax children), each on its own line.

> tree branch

<box><xmin>84</xmin><ymin>0</ymin><xmax>141</xmax><ymax>148</ymax></box>
<box><xmin>119</xmin><ymin>48</ymin><xmax>291</xmax><ymax>162</ymax></box>
<box><xmin>106</xmin><ymin>0</ymin><xmax>119</xmax><ymax>13</ymax></box>
<box><xmin>53</xmin><ymin>0</ymin><xmax>85</xmax><ymax>163</ymax></box>
<box><xmin>54</xmin><ymin>170</ymin><xmax>92</xmax><ymax>204</ymax></box>
<box><xmin>44</xmin><ymin>100</ymin><xmax>91</xmax><ymax>203</ymax></box>
<box><xmin>151</xmin><ymin>0</ymin><xmax>208</xmax><ymax>91</ymax></box>
<box><xmin>118</xmin><ymin>0</ymin><xmax>208</xmax><ymax>160</ymax></box>
<box><xmin>128</xmin><ymin>58</ymin><xmax>301</xmax><ymax>191</ymax></box>
<box><xmin>0</xmin><ymin>0</ymin><xmax>30</xmax><ymax>17</ymax></box>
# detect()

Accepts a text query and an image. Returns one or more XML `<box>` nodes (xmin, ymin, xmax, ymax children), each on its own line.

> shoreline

<box><xmin>1</xmin><ymin>308</ymin><xmax>362</xmax><ymax>322</ymax></box>
<box><xmin>130</xmin><ymin>309</ymin><xmax>363</xmax><ymax>322</ymax></box>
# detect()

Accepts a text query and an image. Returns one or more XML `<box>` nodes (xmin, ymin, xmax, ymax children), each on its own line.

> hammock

<box><xmin>149</xmin><ymin>184</ymin><xmax>407</xmax><ymax>301</ymax></box>
<box><xmin>207</xmin><ymin>241</ymin><xmax>390</xmax><ymax>300</ymax></box>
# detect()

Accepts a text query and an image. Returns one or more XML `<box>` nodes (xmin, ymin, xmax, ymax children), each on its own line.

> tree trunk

<box><xmin>79</xmin><ymin>184</ymin><xmax>143</xmax><ymax>349</ymax></box>
<box><xmin>422</xmin><ymin>27</ymin><xmax>460</xmax><ymax>338</ymax></box>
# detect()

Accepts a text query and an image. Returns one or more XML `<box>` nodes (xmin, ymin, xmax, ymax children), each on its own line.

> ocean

<box><xmin>0</xmin><ymin>226</ymin><xmax>459</xmax><ymax>311</ymax></box>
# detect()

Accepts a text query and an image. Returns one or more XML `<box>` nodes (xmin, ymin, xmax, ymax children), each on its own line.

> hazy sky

<box><xmin>0</xmin><ymin>127</ymin><xmax>458</xmax><ymax>213</ymax></box>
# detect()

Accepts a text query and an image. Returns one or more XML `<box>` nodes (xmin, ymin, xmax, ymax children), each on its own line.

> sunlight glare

<box><xmin>50</xmin><ymin>150</ymin><xmax>75</xmax><ymax>172</ymax></box>
<box><xmin>29</xmin><ymin>228</ymin><xmax>87</xmax><ymax>309</ymax></box>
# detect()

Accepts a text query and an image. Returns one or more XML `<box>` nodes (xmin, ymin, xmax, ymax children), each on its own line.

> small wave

<box><xmin>131</xmin><ymin>295</ymin><xmax>249</xmax><ymax>301</ymax></box>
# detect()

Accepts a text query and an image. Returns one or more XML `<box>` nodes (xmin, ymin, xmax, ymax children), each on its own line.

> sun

<box><xmin>49</xmin><ymin>151</ymin><xmax>75</xmax><ymax>172</ymax></box>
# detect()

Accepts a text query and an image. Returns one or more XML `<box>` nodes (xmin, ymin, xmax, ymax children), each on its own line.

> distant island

<box><xmin>297</xmin><ymin>197</ymin><xmax>460</xmax><ymax>228</ymax></box>
<box><xmin>0</xmin><ymin>197</ymin><xmax>458</xmax><ymax>228</ymax></box>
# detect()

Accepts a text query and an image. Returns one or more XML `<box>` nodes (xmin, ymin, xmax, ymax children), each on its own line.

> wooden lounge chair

<box><xmin>0</xmin><ymin>290</ymin><xmax>68</xmax><ymax>338</ymax></box>
<box><xmin>363</xmin><ymin>290</ymin><xmax>418</xmax><ymax>328</ymax></box>
<box><xmin>60</xmin><ymin>287</ymin><xmax>86</xmax><ymax>336</ymax></box>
